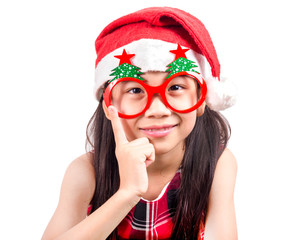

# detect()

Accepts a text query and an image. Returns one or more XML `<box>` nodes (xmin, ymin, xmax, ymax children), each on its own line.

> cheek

<box><xmin>182</xmin><ymin>112</ymin><xmax>197</xmax><ymax>134</ymax></box>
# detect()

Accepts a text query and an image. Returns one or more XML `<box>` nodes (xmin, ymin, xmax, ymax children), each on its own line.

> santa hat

<box><xmin>94</xmin><ymin>7</ymin><xmax>236</xmax><ymax>111</ymax></box>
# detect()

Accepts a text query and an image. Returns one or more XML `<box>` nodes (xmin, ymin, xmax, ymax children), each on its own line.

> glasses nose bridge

<box><xmin>147</xmin><ymin>83</ymin><xmax>166</xmax><ymax>102</ymax></box>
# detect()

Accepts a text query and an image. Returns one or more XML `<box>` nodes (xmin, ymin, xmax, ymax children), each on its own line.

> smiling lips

<box><xmin>139</xmin><ymin>124</ymin><xmax>178</xmax><ymax>137</ymax></box>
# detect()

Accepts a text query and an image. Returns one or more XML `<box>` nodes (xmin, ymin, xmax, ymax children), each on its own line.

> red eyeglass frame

<box><xmin>103</xmin><ymin>71</ymin><xmax>207</xmax><ymax>119</ymax></box>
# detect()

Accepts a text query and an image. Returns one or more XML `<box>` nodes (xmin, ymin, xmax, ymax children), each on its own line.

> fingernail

<box><xmin>108</xmin><ymin>106</ymin><xmax>114</xmax><ymax>114</ymax></box>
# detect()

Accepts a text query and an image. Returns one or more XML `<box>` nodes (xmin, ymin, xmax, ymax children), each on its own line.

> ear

<box><xmin>197</xmin><ymin>102</ymin><xmax>206</xmax><ymax>117</ymax></box>
<box><xmin>102</xmin><ymin>101</ymin><xmax>111</xmax><ymax>120</ymax></box>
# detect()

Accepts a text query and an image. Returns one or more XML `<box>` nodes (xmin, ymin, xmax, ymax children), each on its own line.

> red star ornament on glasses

<box><xmin>169</xmin><ymin>44</ymin><xmax>189</xmax><ymax>60</ymax></box>
<box><xmin>114</xmin><ymin>49</ymin><xmax>135</xmax><ymax>65</ymax></box>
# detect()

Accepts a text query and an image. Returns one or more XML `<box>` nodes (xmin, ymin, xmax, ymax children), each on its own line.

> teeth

<box><xmin>146</xmin><ymin>127</ymin><xmax>171</xmax><ymax>131</ymax></box>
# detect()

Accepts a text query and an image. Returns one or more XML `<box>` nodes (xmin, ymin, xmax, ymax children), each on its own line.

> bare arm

<box><xmin>204</xmin><ymin>149</ymin><xmax>238</xmax><ymax>240</ymax></box>
<box><xmin>41</xmin><ymin>153</ymin><xmax>141</xmax><ymax>240</ymax></box>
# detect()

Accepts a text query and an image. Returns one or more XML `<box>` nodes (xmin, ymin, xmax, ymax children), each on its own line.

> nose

<box><xmin>144</xmin><ymin>94</ymin><xmax>171</xmax><ymax>118</ymax></box>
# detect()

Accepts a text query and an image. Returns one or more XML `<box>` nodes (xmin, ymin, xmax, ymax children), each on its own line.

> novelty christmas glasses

<box><xmin>103</xmin><ymin>45</ymin><xmax>207</xmax><ymax>119</ymax></box>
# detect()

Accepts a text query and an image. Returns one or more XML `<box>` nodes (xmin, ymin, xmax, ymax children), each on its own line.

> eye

<box><xmin>128</xmin><ymin>88</ymin><xmax>144</xmax><ymax>94</ymax></box>
<box><xmin>168</xmin><ymin>85</ymin><xmax>184</xmax><ymax>91</ymax></box>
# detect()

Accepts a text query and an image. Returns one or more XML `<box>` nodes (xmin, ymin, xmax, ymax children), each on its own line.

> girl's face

<box><xmin>107</xmin><ymin>72</ymin><xmax>204</xmax><ymax>156</ymax></box>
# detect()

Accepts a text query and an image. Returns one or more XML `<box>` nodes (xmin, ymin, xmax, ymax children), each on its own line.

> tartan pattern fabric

<box><xmin>115</xmin><ymin>170</ymin><xmax>205</xmax><ymax>240</ymax></box>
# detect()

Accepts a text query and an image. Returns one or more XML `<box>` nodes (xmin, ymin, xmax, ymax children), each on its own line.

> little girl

<box><xmin>42</xmin><ymin>7</ymin><xmax>237</xmax><ymax>240</ymax></box>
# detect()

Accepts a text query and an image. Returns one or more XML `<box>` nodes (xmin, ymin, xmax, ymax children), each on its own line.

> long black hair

<box><xmin>86</xmin><ymin>94</ymin><xmax>230</xmax><ymax>239</ymax></box>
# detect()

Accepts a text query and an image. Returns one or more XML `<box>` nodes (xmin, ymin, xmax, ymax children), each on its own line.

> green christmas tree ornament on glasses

<box><xmin>95</xmin><ymin>7</ymin><xmax>237</xmax><ymax>116</ymax></box>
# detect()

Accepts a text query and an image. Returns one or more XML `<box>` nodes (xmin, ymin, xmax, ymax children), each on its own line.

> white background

<box><xmin>1</xmin><ymin>0</ymin><xmax>289</xmax><ymax>239</ymax></box>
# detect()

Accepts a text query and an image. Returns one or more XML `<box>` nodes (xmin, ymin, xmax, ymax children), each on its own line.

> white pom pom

<box><xmin>205</xmin><ymin>77</ymin><xmax>237</xmax><ymax>111</ymax></box>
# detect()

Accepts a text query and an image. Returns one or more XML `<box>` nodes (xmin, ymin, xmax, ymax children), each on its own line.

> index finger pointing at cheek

<box><xmin>108</xmin><ymin>106</ymin><xmax>128</xmax><ymax>145</ymax></box>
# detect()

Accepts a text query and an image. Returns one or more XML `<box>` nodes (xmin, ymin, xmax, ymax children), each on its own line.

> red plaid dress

<box><xmin>115</xmin><ymin>170</ymin><xmax>205</xmax><ymax>240</ymax></box>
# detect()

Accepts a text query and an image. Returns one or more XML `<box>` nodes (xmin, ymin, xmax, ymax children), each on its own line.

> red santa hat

<box><xmin>94</xmin><ymin>7</ymin><xmax>236</xmax><ymax>111</ymax></box>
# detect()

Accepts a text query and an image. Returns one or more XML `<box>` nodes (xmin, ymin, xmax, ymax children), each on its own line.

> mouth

<box><xmin>139</xmin><ymin>124</ymin><xmax>178</xmax><ymax>137</ymax></box>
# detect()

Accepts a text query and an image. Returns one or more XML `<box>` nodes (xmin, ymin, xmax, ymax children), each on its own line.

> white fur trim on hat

<box><xmin>205</xmin><ymin>76</ymin><xmax>237</xmax><ymax>111</ymax></box>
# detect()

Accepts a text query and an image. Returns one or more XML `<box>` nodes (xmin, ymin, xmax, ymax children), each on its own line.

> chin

<box><xmin>151</xmin><ymin>140</ymin><xmax>183</xmax><ymax>156</ymax></box>
<box><xmin>154</xmin><ymin>146</ymin><xmax>172</xmax><ymax>155</ymax></box>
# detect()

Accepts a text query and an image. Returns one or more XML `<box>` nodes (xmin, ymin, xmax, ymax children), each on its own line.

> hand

<box><xmin>108</xmin><ymin>106</ymin><xmax>155</xmax><ymax>198</ymax></box>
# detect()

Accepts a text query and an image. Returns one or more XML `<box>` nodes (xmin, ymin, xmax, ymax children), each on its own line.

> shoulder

<box><xmin>65</xmin><ymin>152</ymin><xmax>95</xmax><ymax>180</ymax></box>
<box><xmin>219</xmin><ymin>148</ymin><xmax>237</xmax><ymax>168</ymax></box>
<box><xmin>60</xmin><ymin>152</ymin><xmax>96</xmax><ymax>205</ymax></box>
<box><xmin>211</xmin><ymin>148</ymin><xmax>237</xmax><ymax>198</ymax></box>
<box><xmin>217</xmin><ymin>148</ymin><xmax>237</xmax><ymax>178</ymax></box>
<box><xmin>218</xmin><ymin>148</ymin><xmax>237</xmax><ymax>179</ymax></box>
